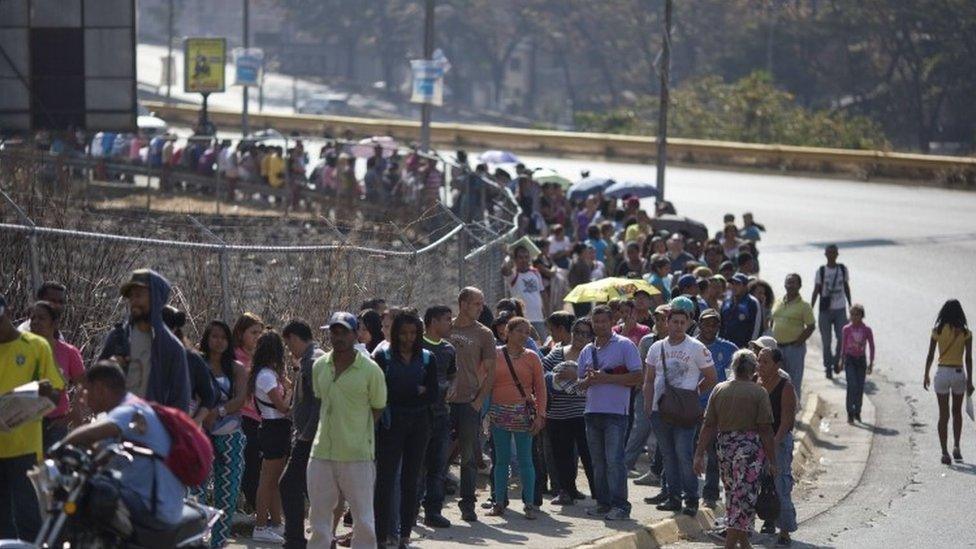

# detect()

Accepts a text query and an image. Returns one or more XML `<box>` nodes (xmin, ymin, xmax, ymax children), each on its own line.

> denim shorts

<box><xmin>933</xmin><ymin>366</ymin><xmax>967</xmax><ymax>395</ymax></box>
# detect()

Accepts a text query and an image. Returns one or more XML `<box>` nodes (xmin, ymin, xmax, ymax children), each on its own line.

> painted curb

<box><xmin>579</xmin><ymin>392</ymin><xmax>828</xmax><ymax>549</ymax></box>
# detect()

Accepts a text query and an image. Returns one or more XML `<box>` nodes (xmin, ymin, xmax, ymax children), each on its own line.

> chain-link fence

<box><xmin>0</xmin><ymin>145</ymin><xmax>519</xmax><ymax>357</ymax></box>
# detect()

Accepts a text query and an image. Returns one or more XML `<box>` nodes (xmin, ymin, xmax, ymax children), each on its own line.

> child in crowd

<box><xmin>837</xmin><ymin>304</ymin><xmax>875</xmax><ymax>424</ymax></box>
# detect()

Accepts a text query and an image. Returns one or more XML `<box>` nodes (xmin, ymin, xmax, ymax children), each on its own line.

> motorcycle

<box><xmin>0</xmin><ymin>441</ymin><xmax>222</xmax><ymax>549</ymax></box>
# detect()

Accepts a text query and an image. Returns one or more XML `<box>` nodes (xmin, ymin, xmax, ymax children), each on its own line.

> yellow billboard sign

<box><xmin>184</xmin><ymin>38</ymin><xmax>226</xmax><ymax>93</ymax></box>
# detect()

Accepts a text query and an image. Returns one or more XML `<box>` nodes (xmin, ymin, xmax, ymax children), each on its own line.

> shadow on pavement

<box><xmin>851</xmin><ymin>422</ymin><xmax>899</xmax><ymax>436</ymax></box>
<box><xmin>948</xmin><ymin>462</ymin><xmax>976</xmax><ymax>476</ymax></box>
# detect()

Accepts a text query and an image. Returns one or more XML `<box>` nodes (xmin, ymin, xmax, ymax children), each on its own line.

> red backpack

<box><xmin>147</xmin><ymin>402</ymin><xmax>213</xmax><ymax>487</ymax></box>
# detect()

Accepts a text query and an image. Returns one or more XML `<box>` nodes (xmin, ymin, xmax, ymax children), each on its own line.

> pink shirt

<box><xmin>842</xmin><ymin>322</ymin><xmax>875</xmax><ymax>362</ymax></box>
<box><xmin>614</xmin><ymin>323</ymin><xmax>652</xmax><ymax>348</ymax></box>
<box><xmin>235</xmin><ymin>347</ymin><xmax>261</xmax><ymax>422</ymax></box>
<box><xmin>49</xmin><ymin>340</ymin><xmax>85</xmax><ymax>417</ymax></box>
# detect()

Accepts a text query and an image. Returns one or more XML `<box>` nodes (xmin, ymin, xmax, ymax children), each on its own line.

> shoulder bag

<box><xmin>487</xmin><ymin>348</ymin><xmax>538</xmax><ymax>432</ymax></box>
<box><xmin>657</xmin><ymin>342</ymin><xmax>703</xmax><ymax>428</ymax></box>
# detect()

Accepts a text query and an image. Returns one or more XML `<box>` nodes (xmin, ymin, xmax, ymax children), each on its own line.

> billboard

<box><xmin>184</xmin><ymin>38</ymin><xmax>226</xmax><ymax>93</ymax></box>
<box><xmin>0</xmin><ymin>0</ymin><xmax>137</xmax><ymax>131</ymax></box>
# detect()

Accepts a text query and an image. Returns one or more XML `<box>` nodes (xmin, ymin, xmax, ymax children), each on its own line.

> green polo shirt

<box><xmin>310</xmin><ymin>350</ymin><xmax>387</xmax><ymax>462</ymax></box>
<box><xmin>770</xmin><ymin>295</ymin><xmax>816</xmax><ymax>344</ymax></box>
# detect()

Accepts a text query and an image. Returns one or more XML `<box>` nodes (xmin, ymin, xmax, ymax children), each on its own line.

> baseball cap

<box><xmin>699</xmin><ymin>308</ymin><xmax>720</xmax><ymax>321</ymax></box>
<box><xmin>677</xmin><ymin>274</ymin><xmax>698</xmax><ymax>289</ymax></box>
<box><xmin>731</xmin><ymin>273</ymin><xmax>750</xmax><ymax>285</ymax></box>
<box><xmin>669</xmin><ymin>296</ymin><xmax>695</xmax><ymax>314</ymax></box>
<box><xmin>120</xmin><ymin>269</ymin><xmax>152</xmax><ymax>297</ymax></box>
<box><xmin>749</xmin><ymin>335</ymin><xmax>778</xmax><ymax>351</ymax></box>
<box><xmin>719</xmin><ymin>260</ymin><xmax>735</xmax><ymax>272</ymax></box>
<box><xmin>654</xmin><ymin>304</ymin><xmax>671</xmax><ymax>316</ymax></box>
<box><xmin>321</xmin><ymin>311</ymin><xmax>358</xmax><ymax>332</ymax></box>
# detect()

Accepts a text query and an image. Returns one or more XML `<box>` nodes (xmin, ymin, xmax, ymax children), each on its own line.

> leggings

<box><xmin>241</xmin><ymin>416</ymin><xmax>262</xmax><ymax>510</ymax></box>
<box><xmin>491</xmin><ymin>427</ymin><xmax>535</xmax><ymax>506</ymax></box>
<box><xmin>209</xmin><ymin>430</ymin><xmax>246</xmax><ymax>548</ymax></box>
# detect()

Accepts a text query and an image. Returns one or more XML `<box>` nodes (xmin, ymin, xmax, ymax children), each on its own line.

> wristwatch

<box><xmin>218</xmin><ymin>405</ymin><xmax>227</xmax><ymax>418</ymax></box>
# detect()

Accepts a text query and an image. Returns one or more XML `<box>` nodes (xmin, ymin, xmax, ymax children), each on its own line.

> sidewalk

<box><xmin>227</xmin><ymin>350</ymin><xmax>874</xmax><ymax>549</ymax></box>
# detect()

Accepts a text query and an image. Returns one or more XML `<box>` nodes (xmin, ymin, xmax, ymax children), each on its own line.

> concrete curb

<box><xmin>580</xmin><ymin>392</ymin><xmax>828</xmax><ymax>549</ymax></box>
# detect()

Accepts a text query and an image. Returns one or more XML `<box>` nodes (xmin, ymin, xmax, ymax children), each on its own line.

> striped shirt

<box><xmin>542</xmin><ymin>346</ymin><xmax>587</xmax><ymax>420</ymax></box>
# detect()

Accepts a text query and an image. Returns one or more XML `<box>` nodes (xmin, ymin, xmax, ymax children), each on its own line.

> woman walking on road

<box><xmin>924</xmin><ymin>299</ymin><xmax>974</xmax><ymax>464</ymax></box>
<box><xmin>695</xmin><ymin>349</ymin><xmax>777</xmax><ymax>549</ymax></box>
<box><xmin>486</xmin><ymin>317</ymin><xmax>547</xmax><ymax>519</ymax></box>
<box><xmin>757</xmin><ymin>348</ymin><xmax>798</xmax><ymax>546</ymax></box>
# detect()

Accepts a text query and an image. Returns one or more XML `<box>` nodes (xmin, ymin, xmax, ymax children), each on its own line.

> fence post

<box><xmin>0</xmin><ymin>188</ymin><xmax>41</xmax><ymax>293</ymax></box>
<box><xmin>187</xmin><ymin>215</ymin><xmax>231</xmax><ymax>320</ymax></box>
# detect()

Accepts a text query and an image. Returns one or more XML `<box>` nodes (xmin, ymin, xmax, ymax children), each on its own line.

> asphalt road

<box><xmin>520</xmin><ymin>155</ymin><xmax>976</xmax><ymax>548</ymax></box>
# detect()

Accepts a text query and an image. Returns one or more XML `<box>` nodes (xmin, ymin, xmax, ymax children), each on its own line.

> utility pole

<box><xmin>655</xmin><ymin>0</ymin><xmax>672</xmax><ymax>205</ymax></box>
<box><xmin>419</xmin><ymin>0</ymin><xmax>435</xmax><ymax>151</ymax></box>
<box><xmin>166</xmin><ymin>0</ymin><xmax>174</xmax><ymax>104</ymax></box>
<box><xmin>242</xmin><ymin>0</ymin><xmax>250</xmax><ymax>136</ymax></box>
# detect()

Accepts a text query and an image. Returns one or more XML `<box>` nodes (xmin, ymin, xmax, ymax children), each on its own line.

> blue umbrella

<box><xmin>567</xmin><ymin>176</ymin><xmax>614</xmax><ymax>201</ymax></box>
<box><xmin>604</xmin><ymin>180</ymin><xmax>658</xmax><ymax>199</ymax></box>
<box><xmin>479</xmin><ymin>150</ymin><xmax>520</xmax><ymax>164</ymax></box>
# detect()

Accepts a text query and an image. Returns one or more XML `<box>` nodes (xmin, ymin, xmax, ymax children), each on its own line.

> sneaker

<box><xmin>953</xmin><ymin>447</ymin><xmax>963</xmax><ymax>462</ymax></box>
<box><xmin>485</xmin><ymin>504</ymin><xmax>506</xmax><ymax>517</ymax></box>
<box><xmin>634</xmin><ymin>471</ymin><xmax>661</xmax><ymax>486</ymax></box>
<box><xmin>524</xmin><ymin>505</ymin><xmax>537</xmax><ymax>520</ymax></box>
<box><xmin>251</xmin><ymin>526</ymin><xmax>285</xmax><ymax>544</ymax></box>
<box><xmin>585</xmin><ymin>505</ymin><xmax>611</xmax><ymax>517</ymax></box>
<box><xmin>854</xmin><ymin>413</ymin><xmax>862</xmax><ymax>422</ymax></box>
<box><xmin>941</xmin><ymin>453</ymin><xmax>952</xmax><ymax>465</ymax></box>
<box><xmin>460</xmin><ymin>508</ymin><xmax>478</xmax><ymax>522</ymax></box>
<box><xmin>644</xmin><ymin>491</ymin><xmax>670</xmax><ymax>505</ymax></box>
<box><xmin>627</xmin><ymin>468</ymin><xmax>642</xmax><ymax>479</ymax></box>
<box><xmin>605</xmin><ymin>508</ymin><xmax>630</xmax><ymax>521</ymax></box>
<box><xmin>682</xmin><ymin>501</ymin><xmax>699</xmax><ymax>517</ymax></box>
<box><xmin>760</xmin><ymin>520</ymin><xmax>777</xmax><ymax>534</ymax></box>
<box><xmin>847</xmin><ymin>415</ymin><xmax>854</xmax><ymax>425</ymax></box>
<box><xmin>551</xmin><ymin>492</ymin><xmax>575</xmax><ymax>505</ymax></box>
<box><xmin>655</xmin><ymin>499</ymin><xmax>682</xmax><ymax>512</ymax></box>
<box><xmin>423</xmin><ymin>513</ymin><xmax>451</xmax><ymax>528</ymax></box>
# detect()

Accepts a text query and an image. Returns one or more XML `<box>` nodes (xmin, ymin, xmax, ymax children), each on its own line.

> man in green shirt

<box><xmin>306</xmin><ymin>312</ymin><xmax>386</xmax><ymax>549</ymax></box>
<box><xmin>770</xmin><ymin>273</ymin><xmax>816</xmax><ymax>399</ymax></box>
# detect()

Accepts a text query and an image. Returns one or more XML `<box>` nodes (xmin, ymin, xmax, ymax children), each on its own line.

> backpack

<box><xmin>147</xmin><ymin>401</ymin><xmax>213</xmax><ymax>487</ymax></box>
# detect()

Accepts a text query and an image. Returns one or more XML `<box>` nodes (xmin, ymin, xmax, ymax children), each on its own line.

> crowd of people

<box><xmin>3</xmin><ymin>163</ymin><xmax>975</xmax><ymax>549</ymax></box>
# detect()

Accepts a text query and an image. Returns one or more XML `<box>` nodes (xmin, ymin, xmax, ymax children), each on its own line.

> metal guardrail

<box><xmin>145</xmin><ymin>101</ymin><xmax>976</xmax><ymax>177</ymax></box>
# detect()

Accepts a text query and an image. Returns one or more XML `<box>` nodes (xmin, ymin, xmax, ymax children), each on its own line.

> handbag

<box><xmin>488</xmin><ymin>348</ymin><xmax>538</xmax><ymax>432</ymax></box>
<box><xmin>756</xmin><ymin>472</ymin><xmax>781</xmax><ymax>522</ymax></box>
<box><xmin>657</xmin><ymin>342</ymin><xmax>703</xmax><ymax>428</ymax></box>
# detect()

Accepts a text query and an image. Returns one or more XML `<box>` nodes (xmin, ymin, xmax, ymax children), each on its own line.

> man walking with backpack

<box><xmin>810</xmin><ymin>245</ymin><xmax>852</xmax><ymax>379</ymax></box>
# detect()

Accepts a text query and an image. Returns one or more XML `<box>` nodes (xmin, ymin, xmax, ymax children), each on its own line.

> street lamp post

<box><xmin>242</xmin><ymin>0</ymin><xmax>250</xmax><ymax>136</ymax></box>
<box><xmin>655</xmin><ymin>0</ymin><xmax>672</xmax><ymax>205</ymax></box>
<box><xmin>419</xmin><ymin>0</ymin><xmax>435</xmax><ymax>151</ymax></box>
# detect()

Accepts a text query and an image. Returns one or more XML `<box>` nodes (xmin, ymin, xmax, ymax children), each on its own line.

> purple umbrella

<box><xmin>479</xmin><ymin>150</ymin><xmax>520</xmax><ymax>164</ymax></box>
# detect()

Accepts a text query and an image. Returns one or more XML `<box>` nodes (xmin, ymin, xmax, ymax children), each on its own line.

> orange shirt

<box><xmin>492</xmin><ymin>347</ymin><xmax>547</xmax><ymax>414</ymax></box>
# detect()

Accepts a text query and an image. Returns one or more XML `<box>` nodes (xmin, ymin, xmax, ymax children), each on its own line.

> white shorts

<box><xmin>933</xmin><ymin>366</ymin><xmax>967</xmax><ymax>395</ymax></box>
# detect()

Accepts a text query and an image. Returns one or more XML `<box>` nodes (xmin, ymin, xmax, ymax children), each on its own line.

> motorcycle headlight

<box><xmin>27</xmin><ymin>460</ymin><xmax>61</xmax><ymax>519</ymax></box>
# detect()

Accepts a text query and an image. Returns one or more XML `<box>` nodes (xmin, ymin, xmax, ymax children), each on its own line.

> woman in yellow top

<box><xmin>923</xmin><ymin>299</ymin><xmax>974</xmax><ymax>465</ymax></box>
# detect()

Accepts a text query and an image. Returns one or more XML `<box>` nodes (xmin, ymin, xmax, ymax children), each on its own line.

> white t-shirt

<box><xmin>508</xmin><ymin>269</ymin><xmax>545</xmax><ymax>322</ymax></box>
<box><xmin>815</xmin><ymin>265</ymin><xmax>848</xmax><ymax>310</ymax></box>
<box><xmin>548</xmin><ymin>235</ymin><xmax>573</xmax><ymax>257</ymax></box>
<box><xmin>255</xmin><ymin>368</ymin><xmax>286</xmax><ymax>420</ymax></box>
<box><xmin>645</xmin><ymin>336</ymin><xmax>715</xmax><ymax>411</ymax></box>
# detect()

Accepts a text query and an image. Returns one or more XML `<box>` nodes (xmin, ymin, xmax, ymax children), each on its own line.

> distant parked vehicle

<box><xmin>296</xmin><ymin>94</ymin><xmax>351</xmax><ymax>115</ymax></box>
<box><xmin>137</xmin><ymin>105</ymin><xmax>168</xmax><ymax>137</ymax></box>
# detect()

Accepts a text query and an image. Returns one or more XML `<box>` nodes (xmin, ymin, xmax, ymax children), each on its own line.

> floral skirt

<box><xmin>717</xmin><ymin>430</ymin><xmax>766</xmax><ymax>532</ymax></box>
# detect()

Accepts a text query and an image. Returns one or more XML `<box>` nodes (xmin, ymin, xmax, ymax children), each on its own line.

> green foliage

<box><xmin>575</xmin><ymin>72</ymin><xmax>889</xmax><ymax>150</ymax></box>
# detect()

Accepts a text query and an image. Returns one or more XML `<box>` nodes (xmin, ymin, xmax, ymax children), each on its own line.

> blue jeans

<box><xmin>585</xmin><ymin>413</ymin><xmax>630</xmax><ymax>513</ymax></box>
<box><xmin>490</xmin><ymin>427</ymin><xmax>535</xmax><ymax>505</ymax></box>
<box><xmin>775</xmin><ymin>433</ymin><xmax>797</xmax><ymax>532</ymax></box>
<box><xmin>419</xmin><ymin>413</ymin><xmax>451</xmax><ymax>515</ymax></box>
<box><xmin>779</xmin><ymin>344</ymin><xmax>807</xmax><ymax>401</ymax></box>
<box><xmin>818</xmin><ymin>307</ymin><xmax>847</xmax><ymax>373</ymax></box>
<box><xmin>624</xmin><ymin>391</ymin><xmax>656</xmax><ymax>470</ymax></box>
<box><xmin>651</xmin><ymin>412</ymin><xmax>699</xmax><ymax>504</ymax></box>
<box><xmin>844</xmin><ymin>355</ymin><xmax>868</xmax><ymax>418</ymax></box>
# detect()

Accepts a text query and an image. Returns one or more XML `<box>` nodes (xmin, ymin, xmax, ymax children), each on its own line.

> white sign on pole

<box><xmin>411</xmin><ymin>51</ymin><xmax>450</xmax><ymax>106</ymax></box>
<box><xmin>233</xmin><ymin>48</ymin><xmax>264</xmax><ymax>86</ymax></box>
